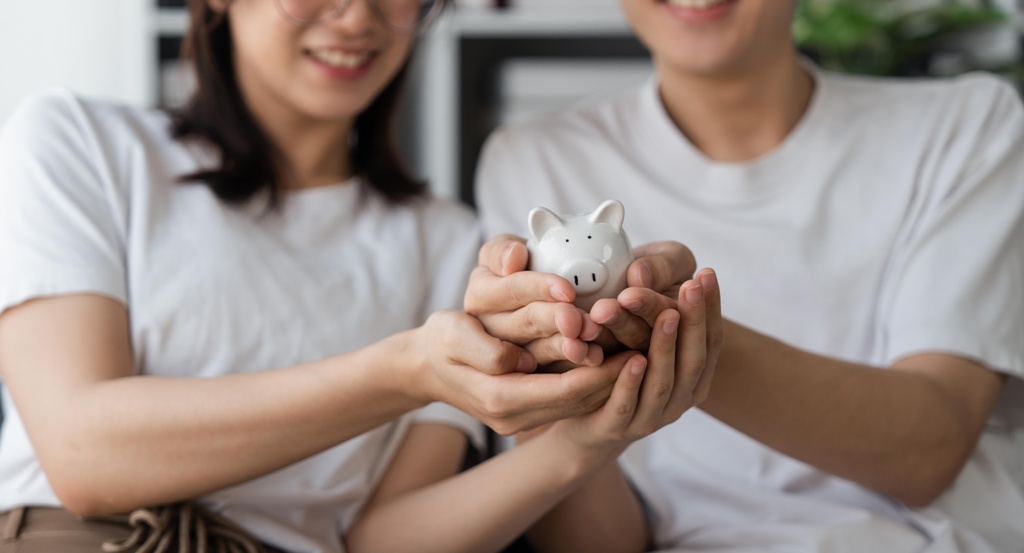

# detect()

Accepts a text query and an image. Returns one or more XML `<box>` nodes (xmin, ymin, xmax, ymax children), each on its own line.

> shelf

<box><xmin>442</xmin><ymin>7</ymin><xmax>631</xmax><ymax>37</ymax></box>
<box><xmin>151</xmin><ymin>6</ymin><xmax>631</xmax><ymax>39</ymax></box>
<box><xmin>155</xmin><ymin>8</ymin><xmax>189</xmax><ymax>36</ymax></box>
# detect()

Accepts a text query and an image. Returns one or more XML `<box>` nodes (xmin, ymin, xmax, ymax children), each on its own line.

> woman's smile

<box><xmin>305</xmin><ymin>46</ymin><xmax>377</xmax><ymax>80</ymax></box>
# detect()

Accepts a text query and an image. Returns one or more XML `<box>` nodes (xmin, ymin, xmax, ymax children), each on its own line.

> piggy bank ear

<box><xmin>528</xmin><ymin>207</ymin><xmax>565</xmax><ymax>242</ymax></box>
<box><xmin>588</xmin><ymin>200</ymin><xmax>625</xmax><ymax>233</ymax></box>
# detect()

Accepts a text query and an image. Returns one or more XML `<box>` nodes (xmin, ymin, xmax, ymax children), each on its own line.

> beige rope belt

<box><xmin>93</xmin><ymin>503</ymin><xmax>274</xmax><ymax>553</ymax></box>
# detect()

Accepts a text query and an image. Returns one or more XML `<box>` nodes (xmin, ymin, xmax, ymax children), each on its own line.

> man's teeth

<box><xmin>666</xmin><ymin>0</ymin><xmax>730</xmax><ymax>9</ymax></box>
<box><xmin>310</xmin><ymin>49</ymin><xmax>371</xmax><ymax>69</ymax></box>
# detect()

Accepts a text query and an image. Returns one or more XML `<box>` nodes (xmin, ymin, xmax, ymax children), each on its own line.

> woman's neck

<box><xmin>243</xmin><ymin>89</ymin><xmax>355</xmax><ymax>190</ymax></box>
<box><xmin>657</xmin><ymin>50</ymin><xmax>814</xmax><ymax>163</ymax></box>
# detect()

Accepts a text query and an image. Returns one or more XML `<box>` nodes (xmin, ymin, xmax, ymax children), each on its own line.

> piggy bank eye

<box><xmin>565</xmin><ymin>239</ymin><xmax>569</xmax><ymax>243</ymax></box>
<box><xmin>588</xmin><ymin>236</ymin><xmax>592</xmax><ymax>239</ymax></box>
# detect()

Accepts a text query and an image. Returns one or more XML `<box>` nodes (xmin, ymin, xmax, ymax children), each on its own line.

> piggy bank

<box><xmin>526</xmin><ymin>200</ymin><xmax>634</xmax><ymax>311</ymax></box>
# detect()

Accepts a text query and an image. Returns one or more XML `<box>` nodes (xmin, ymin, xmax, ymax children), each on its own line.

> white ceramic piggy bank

<box><xmin>526</xmin><ymin>200</ymin><xmax>634</xmax><ymax>311</ymax></box>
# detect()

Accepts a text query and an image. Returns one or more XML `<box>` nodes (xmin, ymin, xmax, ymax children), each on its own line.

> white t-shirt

<box><xmin>0</xmin><ymin>89</ymin><xmax>485</xmax><ymax>553</ymax></box>
<box><xmin>476</xmin><ymin>69</ymin><xmax>1024</xmax><ymax>552</ymax></box>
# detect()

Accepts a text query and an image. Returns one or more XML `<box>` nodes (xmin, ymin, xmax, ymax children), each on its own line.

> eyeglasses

<box><xmin>274</xmin><ymin>0</ymin><xmax>444</xmax><ymax>30</ymax></box>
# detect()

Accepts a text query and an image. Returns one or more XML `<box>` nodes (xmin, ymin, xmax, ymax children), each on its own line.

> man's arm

<box><xmin>700</xmin><ymin>320</ymin><xmax>1005</xmax><ymax>506</ymax></box>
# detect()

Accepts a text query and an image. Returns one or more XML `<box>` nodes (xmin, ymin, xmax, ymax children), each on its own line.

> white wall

<box><xmin>0</xmin><ymin>0</ymin><xmax>150</xmax><ymax>127</ymax></box>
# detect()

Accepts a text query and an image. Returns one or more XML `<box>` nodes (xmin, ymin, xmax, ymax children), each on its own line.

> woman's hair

<box><xmin>172</xmin><ymin>0</ymin><xmax>432</xmax><ymax>209</ymax></box>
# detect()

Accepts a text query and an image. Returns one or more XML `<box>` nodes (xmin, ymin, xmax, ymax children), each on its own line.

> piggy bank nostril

<box><xmin>574</xmin><ymin>275</ymin><xmax>579</xmax><ymax>286</ymax></box>
<box><xmin>592</xmin><ymin>273</ymin><xmax>597</xmax><ymax>282</ymax></box>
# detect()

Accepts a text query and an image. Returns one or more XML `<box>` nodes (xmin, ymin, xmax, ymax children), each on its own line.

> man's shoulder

<box><xmin>821</xmin><ymin>70</ymin><xmax>1020</xmax><ymax>122</ymax></box>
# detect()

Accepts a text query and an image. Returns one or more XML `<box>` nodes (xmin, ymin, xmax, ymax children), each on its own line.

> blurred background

<box><xmin>0</xmin><ymin>0</ymin><xmax>1021</xmax><ymax>204</ymax></box>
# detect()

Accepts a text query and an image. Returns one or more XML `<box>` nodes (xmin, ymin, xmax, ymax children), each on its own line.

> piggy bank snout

<box><xmin>558</xmin><ymin>259</ymin><xmax>609</xmax><ymax>296</ymax></box>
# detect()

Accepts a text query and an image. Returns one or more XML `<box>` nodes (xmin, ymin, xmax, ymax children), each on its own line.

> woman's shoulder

<box><xmin>2</xmin><ymin>88</ymin><xmax>183</xmax><ymax>162</ymax></box>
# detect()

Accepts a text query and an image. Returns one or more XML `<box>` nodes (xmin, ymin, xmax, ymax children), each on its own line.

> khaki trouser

<box><xmin>0</xmin><ymin>505</ymin><xmax>287</xmax><ymax>553</ymax></box>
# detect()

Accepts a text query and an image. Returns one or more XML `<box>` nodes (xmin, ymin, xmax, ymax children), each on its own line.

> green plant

<box><xmin>793</xmin><ymin>0</ymin><xmax>1011</xmax><ymax>76</ymax></box>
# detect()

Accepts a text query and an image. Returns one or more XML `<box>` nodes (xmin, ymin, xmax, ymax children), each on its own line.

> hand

<box><xmin>405</xmin><ymin>310</ymin><xmax>620</xmax><ymax>435</ymax></box>
<box><xmin>465</xmin><ymin>235</ymin><xmax>604</xmax><ymax>368</ymax></box>
<box><xmin>552</xmin><ymin>280</ymin><xmax>719</xmax><ymax>460</ymax></box>
<box><xmin>588</xmin><ymin>241</ymin><xmax>699</xmax><ymax>353</ymax></box>
<box><xmin>464</xmin><ymin>236</ymin><xmax>697</xmax><ymax>369</ymax></box>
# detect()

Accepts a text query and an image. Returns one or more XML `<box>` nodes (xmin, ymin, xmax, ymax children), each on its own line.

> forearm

<box><xmin>35</xmin><ymin>334</ymin><xmax>427</xmax><ymax>514</ymax></box>
<box><xmin>703</xmin><ymin>320</ymin><xmax>995</xmax><ymax>505</ymax></box>
<box><xmin>345</xmin><ymin>430</ymin><xmax>618</xmax><ymax>553</ymax></box>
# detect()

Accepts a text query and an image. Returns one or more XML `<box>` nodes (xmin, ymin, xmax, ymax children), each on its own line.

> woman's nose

<box><xmin>325</xmin><ymin>0</ymin><xmax>381</xmax><ymax>31</ymax></box>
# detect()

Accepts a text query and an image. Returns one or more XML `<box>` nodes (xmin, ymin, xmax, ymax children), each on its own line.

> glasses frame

<box><xmin>273</xmin><ymin>0</ymin><xmax>445</xmax><ymax>32</ymax></box>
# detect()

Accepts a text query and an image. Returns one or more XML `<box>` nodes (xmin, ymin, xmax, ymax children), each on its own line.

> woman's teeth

<box><xmin>310</xmin><ymin>49</ymin><xmax>371</xmax><ymax>68</ymax></box>
<box><xmin>666</xmin><ymin>0</ymin><xmax>730</xmax><ymax>8</ymax></box>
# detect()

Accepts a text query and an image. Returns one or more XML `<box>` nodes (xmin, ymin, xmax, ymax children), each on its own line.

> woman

<box><xmin>0</xmin><ymin>0</ymin><xmax>720</xmax><ymax>551</ymax></box>
<box><xmin>471</xmin><ymin>0</ymin><xmax>1024</xmax><ymax>552</ymax></box>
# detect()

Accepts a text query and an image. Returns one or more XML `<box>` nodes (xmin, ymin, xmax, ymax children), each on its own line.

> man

<box><xmin>465</xmin><ymin>1</ymin><xmax>1024</xmax><ymax>551</ymax></box>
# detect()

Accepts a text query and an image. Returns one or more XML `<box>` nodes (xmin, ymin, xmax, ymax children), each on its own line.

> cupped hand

<box><xmin>407</xmin><ymin>310</ymin><xmax>620</xmax><ymax>435</ymax></box>
<box><xmin>551</xmin><ymin>278</ymin><xmax>719</xmax><ymax>460</ymax></box>
<box><xmin>588</xmin><ymin>241</ymin><xmax>699</xmax><ymax>353</ymax></box>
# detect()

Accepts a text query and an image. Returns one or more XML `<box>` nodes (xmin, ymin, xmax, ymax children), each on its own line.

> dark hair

<box><xmin>171</xmin><ymin>0</ymin><xmax>429</xmax><ymax>209</ymax></box>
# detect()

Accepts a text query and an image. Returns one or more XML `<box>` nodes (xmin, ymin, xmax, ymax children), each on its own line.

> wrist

<box><xmin>545</xmin><ymin>424</ymin><xmax>624</xmax><ymax>480</ymax></box>
<box><xmin>373</xmin><ymin>329</ymin><xmax>433</xmax><ymax>409</ymax></box>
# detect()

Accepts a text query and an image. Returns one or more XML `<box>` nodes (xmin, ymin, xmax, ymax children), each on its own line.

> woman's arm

<box><xmin>0</xmin><ymin>294</ymin><xmax>620</xmax><ymax>516</ymax></box>
<box><xmin>348</xmin><ymin>277</ymin><xmax>718</xmax><ymax>553</ymax></box>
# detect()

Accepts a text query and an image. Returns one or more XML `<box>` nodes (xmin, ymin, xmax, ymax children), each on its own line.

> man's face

<box><xmin>619</xmin><ymin>0</ymin><xmax>798</xmax><ymax>79</ymax></box>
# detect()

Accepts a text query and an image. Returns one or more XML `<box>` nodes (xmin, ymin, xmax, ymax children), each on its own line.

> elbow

<box><xmin>52</xmin><ymin>483</ymin><xmax>116</xmax><ymax>518</ymax></box>
<box><xmin>885</xmin><ymin>453</ymin><xmax>966</xmax><ymax>508</ymax></box>
<box><xmin>48</xmin><ymin>469</ymin><xmax>132</xmax><ymax>517</ymax></box>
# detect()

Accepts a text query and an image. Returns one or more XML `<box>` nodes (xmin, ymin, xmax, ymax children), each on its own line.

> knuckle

<box><xmin>654</xmin><ymin>381</ymin><xmax>673</xmax><ymax>401</ymax></box>
<box><xmin>503</xmin><ymin>278</ymin><xmax>528</xmax><ymax>308</ymax></box>
<box><xmin>615</xmin><ymin>402</ymin><xmax>635</xmax><ymax>418</ymax></box>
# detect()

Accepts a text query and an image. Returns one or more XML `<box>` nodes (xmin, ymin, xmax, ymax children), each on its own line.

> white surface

<box><xmin>0</xmin><ymin>0</ymin><xmax>150</xmax><ymax>127</ymax></box>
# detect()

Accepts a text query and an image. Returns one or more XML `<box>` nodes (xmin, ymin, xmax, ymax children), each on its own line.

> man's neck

<box><xmin>657</xmin><ymin>51</ymin><xmax>815</xmax><ymax>163</ymax></box>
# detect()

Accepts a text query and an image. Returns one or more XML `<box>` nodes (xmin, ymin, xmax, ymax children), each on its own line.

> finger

<box><xmin>527</xmin><ymin>335</ymin><xmax>604</xmax><ymax>367</ymax></box>
<box><xmin>484</xmin><ymin>364</ymin><xmax>622</xmax><ymax>434</ymax></box>
<box><xmin>447</xmin><ymin>314</ymin><xmax>537</xmax><ymax>375</ymax></box>
<box><xmin>693</xmin><ymin>269</ymin><xmax>722</xmax><ymax>403</ymax></box>
<box><xmin>481</xmin><ymin>301</ymin><xmax>584</xmax><ymax>344</ymax></box>
<box><xmin>633</xmin><ymin>309</ymin><xmax>680</xmax><ymax>430</ymax></box>
<box><xmin>628</xmin><ymin>241</ymin><xmax>696</xmax><ymax>292</ymax></box>
<box><xmin>464</xmin><ymin>266</ymin><xmax>576</xmax><ymax>317</ymax></box>
<box><xmin>617</xmin><ymin>287</ymin><xmax>681</xmax><ymax>328</ymax></box>
<box><xmin>590</xmin><ymin>298</ymin><xmax>652</xmax><ymax>351</ymax></box>
<box><xmin>478</xmin><ymin>234</ymin><xmax>529</xmax><ymax>277</ymax></box>
<box><xmin>669</xmin><ymin>280</ymin><xmax>708</xmax><ymax>412</ymax></box>
<box><xmin>593</xmin><ymin>353</ymin><xmax>648</xmax><ymax>433</ymax></box>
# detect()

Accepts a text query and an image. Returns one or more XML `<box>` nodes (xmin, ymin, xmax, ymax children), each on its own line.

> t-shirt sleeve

<box><xmin>882</xmin><ymin>76</ymin><xmax>1024</xmax><ymax>424</ymax></box>
<box><xmin>410</xmin><ymin>200</ymin><xmax>487</xmax><ymax>451</ymax></box>
<box><xmin>0</xmin><ymin>89</ymin><xmax>128</xmax><ymax>317</ymax></box>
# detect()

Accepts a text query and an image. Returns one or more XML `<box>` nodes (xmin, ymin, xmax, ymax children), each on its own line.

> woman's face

<box><xmin>619</xmin><ymin>0</ymin><xmax>797</xmax><ymax>78</ymax></box>
<box><xmin>221</xmin><ymin>0</ymin><xmax>415</xmax><ymax>126</ymax></box>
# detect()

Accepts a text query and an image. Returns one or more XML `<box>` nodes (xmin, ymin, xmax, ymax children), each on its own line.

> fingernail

<box><xmin>584</xmin><ymin>346</ymin><xmax>602</xmax><ymax>366</ymax></box>
<box><xmin>631</xmin><ymin>357</ymin><xmax>647</xmax><ymax>376</ymax></box>
<box><xmin>501</xmin><ymin>244</ymin><xmax>516</xmax><ymax>273</ymax></box>
<box><xmin>699</xmin><ymin>270</ymin><xmax>718</xmax><ymax>292</ymax></box>
<box><xmin>551</xmin><ymin>286</ymin><xmax>572</xmax><ymax>303</ymax></box>
<box><xmin>639</xmin><ymin>262</ymin><xmax>654</xmax><ymax>288</ymax></box>
<box><xmin>685</xmin><ymin>284</ymin><xmax>702</xmax><ymax>306</ymax></box>
<box><xmin>663</xmin><ymin>314</ymin><xmax>679</xmax><ymax>334</ymax></box>
<box><xmin>623</xmin><ymin>299</ymin><xmax>644</xmax><ymax>312</ymax></box>
<box><xmin>517</xmin><ymin>351</ymin><xmax>536</xmax><ymax>373</ymax></box>
<box><xmin>597</xmin><ymin>310</ymin><xmax>621</xmax><ymax>326</ymax></box>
